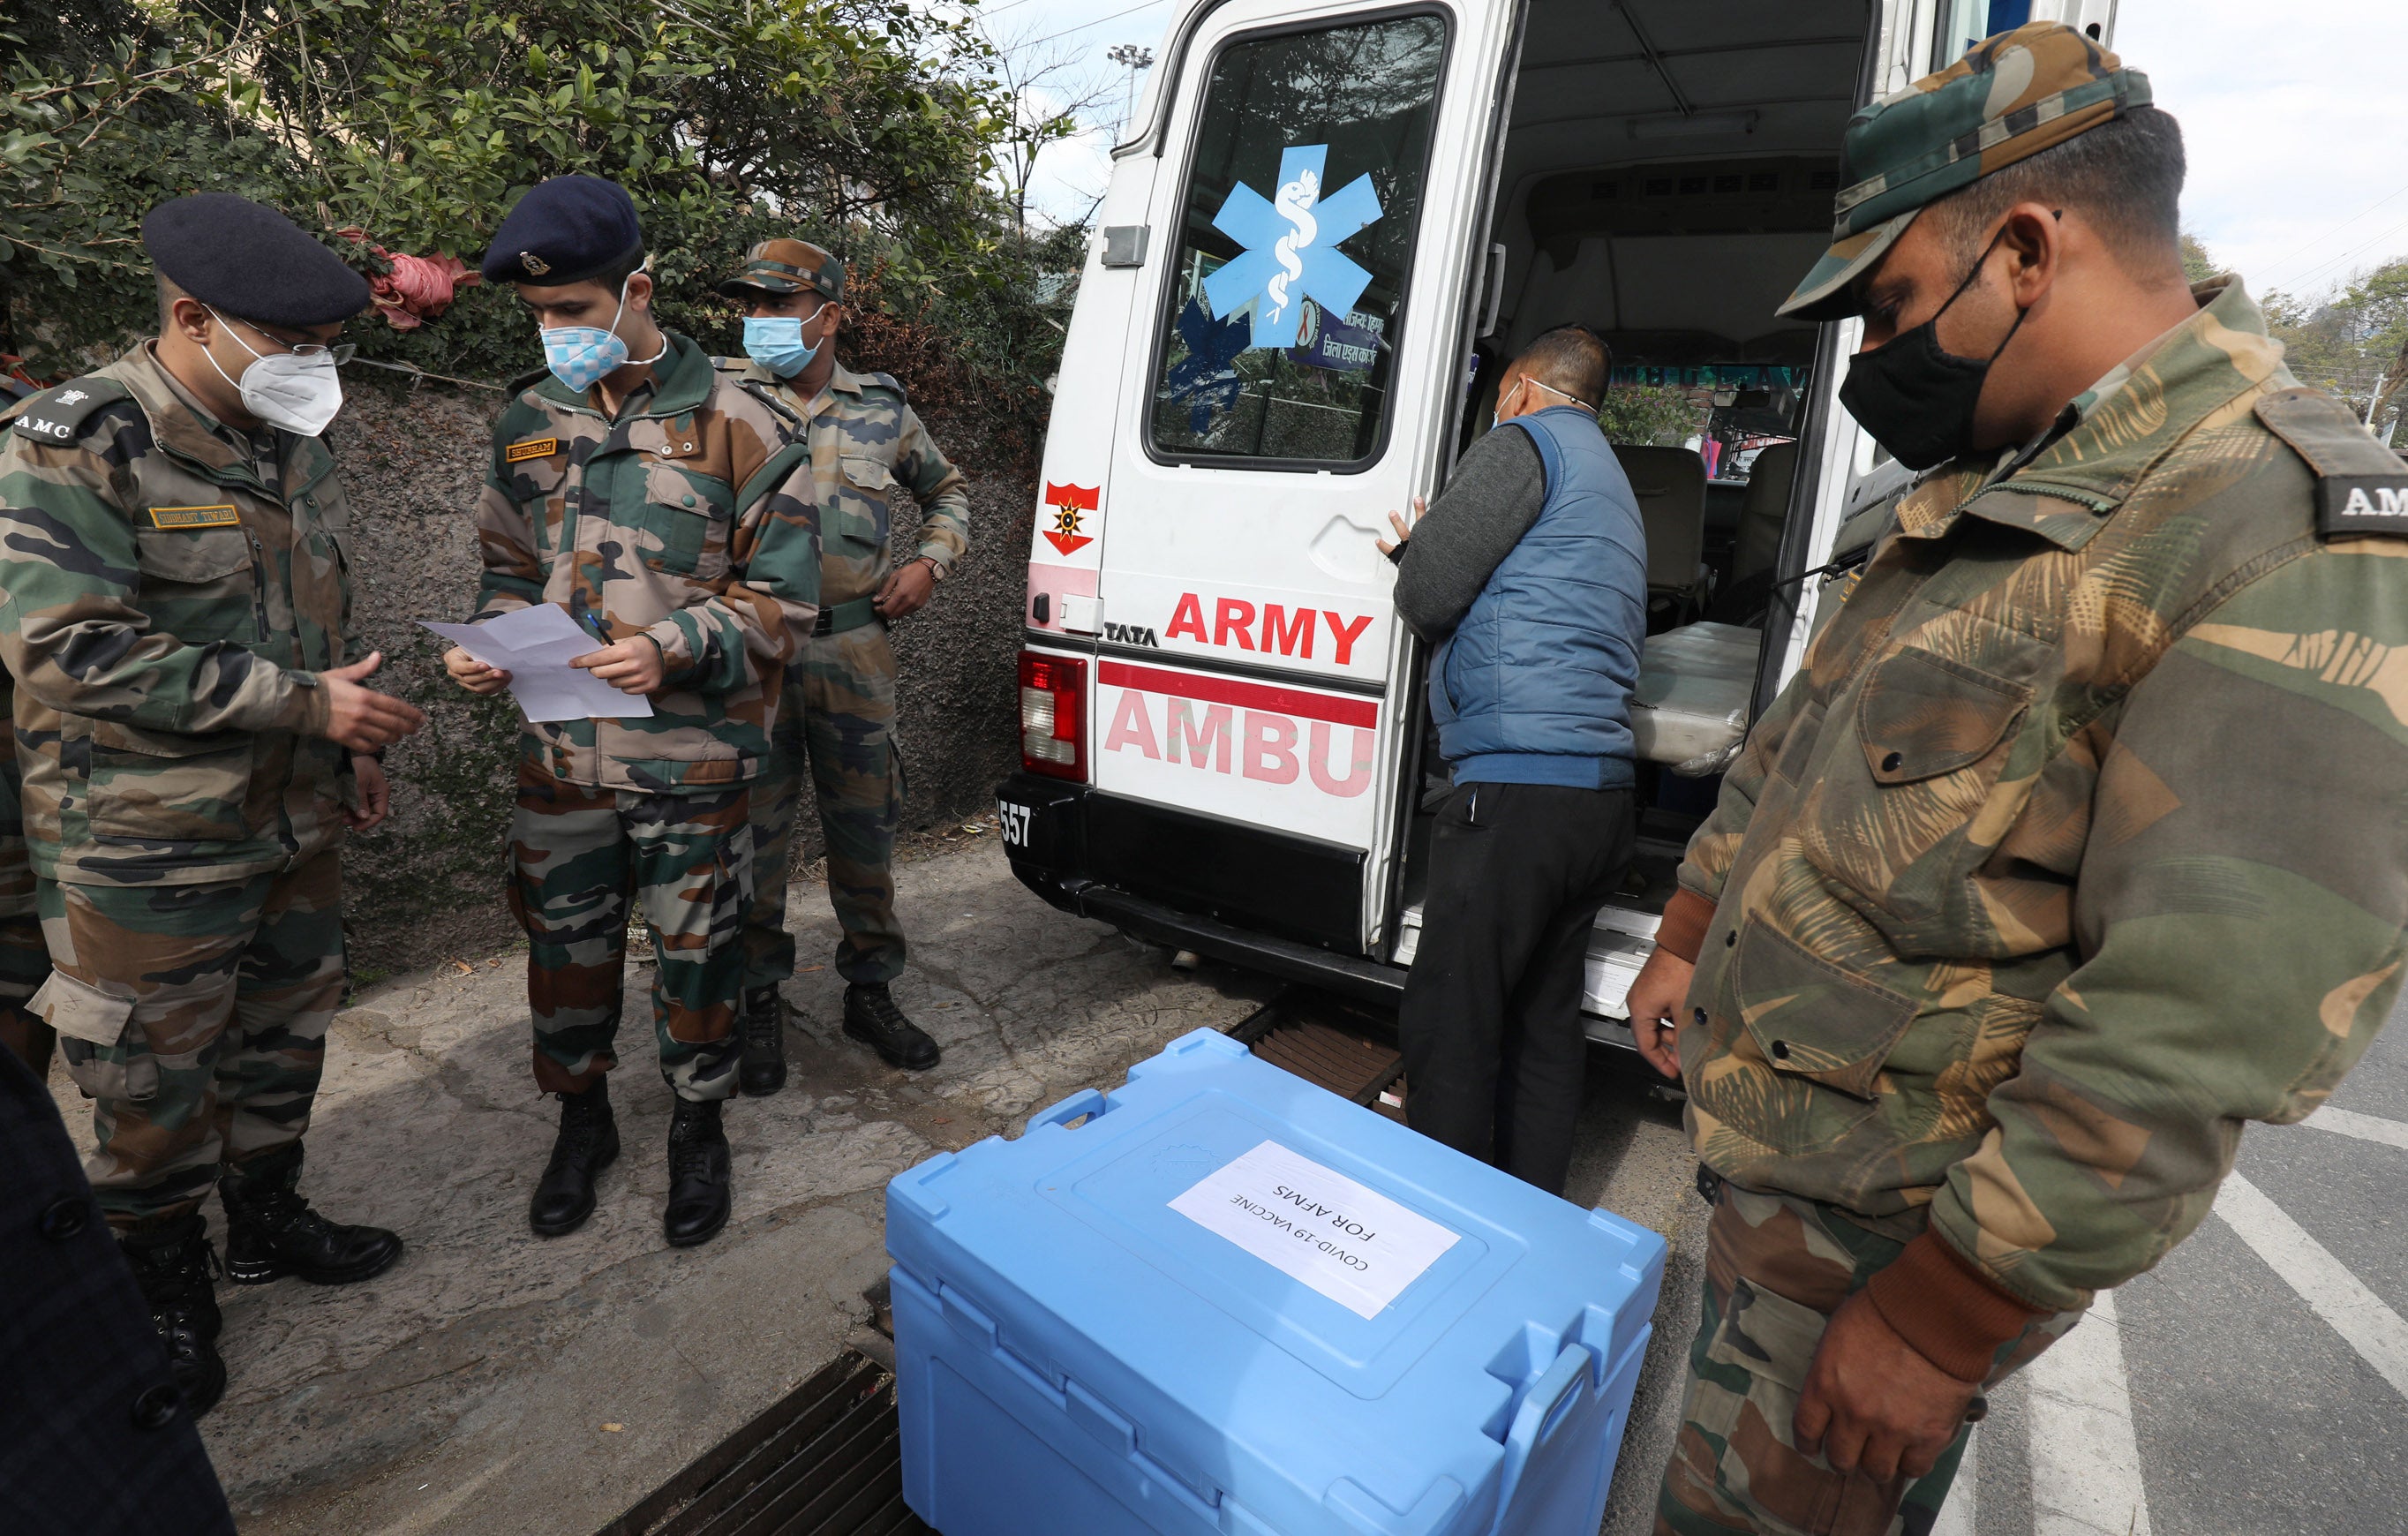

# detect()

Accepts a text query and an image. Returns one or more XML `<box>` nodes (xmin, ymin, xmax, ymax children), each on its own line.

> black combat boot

<box><xmin>662</xmin><ymin>1096</ymin><xmax>731</xmax><ymax>1248</ymax></box>
<box><xmin>220</xmin><ymin>1142</ymin><xmax>404</xmax><ymax>1285</ymax></box>
<box><xmin>739</xmin><ymin>986</ymin><xmax>788</xmax><ymax>1097</ymax></box>
<box><xmin>529</xmin><ymin>1077</ymin><xmax>619</xmax><ymax>1238</ymax></box>
<box><xmin>119</xmin><ymin>1213</ymin><xmax>226</xmax><ymax>1418</ymax></box>
<box><xmin>843</xmin><ymin>983</ymin><xmax>940</xmax><ymax>1071</ymax></box>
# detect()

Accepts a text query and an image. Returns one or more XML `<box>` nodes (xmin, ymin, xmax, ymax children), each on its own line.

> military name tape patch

<box><xmin>505</xmin><ymin>437</ymin><xmax>561</xmax><ymax>463</ymax></box>
<box><xmin>2318</xmin><ymin>477</ymin><xmax>2408</xmax><ymax>538</ymax></box>
<box><xmin>147</xmin><ymin>505</ymin><xmax>241</xmax><ymax>530</ymax></box>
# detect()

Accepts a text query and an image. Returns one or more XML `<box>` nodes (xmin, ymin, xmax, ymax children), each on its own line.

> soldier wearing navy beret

<box><xmin>444</xmin><ymin>176</ymin><xmax>824</xmax><ymax>1251</ymax></box>
<box><xmin>0</xmin><ymin>192</ymin><xmax>426</xmax><ymax>1418</ymax></box>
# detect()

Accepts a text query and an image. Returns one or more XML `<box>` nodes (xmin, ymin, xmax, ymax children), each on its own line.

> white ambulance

<box><xmin>996</xmin><ymin>0</ymin><xmax>2118</xmax><ymax>1048</ymax></box>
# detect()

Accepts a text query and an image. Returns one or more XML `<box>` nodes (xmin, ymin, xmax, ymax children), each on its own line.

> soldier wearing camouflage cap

<box><xmin>716</xmin><ymin>237</ymin><xmax>971</xmax><ymax>1090</ymax></box>
<box><xmin>446</xmin><ymin>179</ymin><xmax>824</xmax><ymax>1251</ymax></box>
<box><xmin>1620</xmin><ymin>22</ymin><xmax>2408</xmax><ymax>1533</ymax></box>
<box><xmin>0</xmin><ymin>192</ymin><xmax>428</xmax><ymax>1417</ymax></box>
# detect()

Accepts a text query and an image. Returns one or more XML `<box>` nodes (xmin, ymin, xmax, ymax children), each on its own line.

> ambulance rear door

<box><xmin>1073</xmin><ymin>0</ymin><xmax>1521</xmax><ymax>954</ymax></box>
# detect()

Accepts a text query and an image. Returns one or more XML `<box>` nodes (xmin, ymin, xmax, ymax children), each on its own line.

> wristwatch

<box><xmin>915</xmin><ymin>554</ymin><xmax>946</xmax><ymax>583</ymax></box>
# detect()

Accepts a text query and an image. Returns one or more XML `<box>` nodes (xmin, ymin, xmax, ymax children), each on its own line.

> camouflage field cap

<box><xmin>715</xmin><ymin>238</ymin><xmax>844</xmax><ymax>302</ymax></box>
<box><xmin>1778</xmin><ymin>20</ymin><xmax>2150</xmax><ymax>321</ymax></box>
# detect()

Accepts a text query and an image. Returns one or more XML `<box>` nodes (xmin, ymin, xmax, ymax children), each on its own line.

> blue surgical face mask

<box><xmin>542</xmin><ymin>273</ymin><xmax>661</xmax><ymax>393</ymax></box>
<box><xmin>742</xmin><ymin>305</ymin><xmax>826</xmax><ymax>380</ymax></box>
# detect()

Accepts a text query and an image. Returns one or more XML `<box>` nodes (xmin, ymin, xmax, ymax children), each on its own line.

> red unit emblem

<box><xmin>1042</xmin><ymin>482</ymin><xmax>1099</xmax><ymax>555</ymax></box>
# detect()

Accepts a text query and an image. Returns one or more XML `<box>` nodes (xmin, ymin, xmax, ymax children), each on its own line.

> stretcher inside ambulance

<box><xmin>997</xmin><ymin>0</ymin><xmax>2114</xmax><ymax>1046</ymax></box>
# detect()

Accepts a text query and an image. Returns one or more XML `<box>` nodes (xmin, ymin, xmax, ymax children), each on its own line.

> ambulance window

<box><xmin>1148</xmin><ymin>13</ymin><xmax>1449</xmax><ymax>469</ymax></box>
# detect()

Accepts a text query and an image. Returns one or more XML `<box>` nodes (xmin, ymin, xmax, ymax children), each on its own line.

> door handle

<box><xmin>1479</xmin><ymin>242</ymin><xmax>1508</xmax><ymax>339</ymax></box>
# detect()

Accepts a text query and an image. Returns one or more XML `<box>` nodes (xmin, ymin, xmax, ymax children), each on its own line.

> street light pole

<box><xmin>1106</xmin><ymin>44</ymin><xmax>1155</xmax><ymax>135</ymax></box>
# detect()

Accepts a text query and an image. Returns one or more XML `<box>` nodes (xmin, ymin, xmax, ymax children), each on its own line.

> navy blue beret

<box><xmin>480</xmin><ymin>176</ymin><xmax>644</xmax><ymax>287</ymax></box>
<box><xmin>142</xmin><ymin>194</ymin><xmax>370</xmax><ymax>328</ymax></box>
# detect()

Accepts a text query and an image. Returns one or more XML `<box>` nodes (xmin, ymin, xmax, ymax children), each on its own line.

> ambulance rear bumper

<box><xmin>993</xmin><ymin>773</ymin><xmax>1406</xmax><ymax>1006</ymax></box>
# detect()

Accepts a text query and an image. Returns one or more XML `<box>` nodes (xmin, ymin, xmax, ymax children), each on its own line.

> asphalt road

<box><xmin>1574</xmin><ymin>990</ymin><xmax>2408</xmax><ymax>1536</ymax></box>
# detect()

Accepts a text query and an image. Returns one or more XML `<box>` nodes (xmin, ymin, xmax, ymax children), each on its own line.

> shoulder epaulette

<box><xmin>503</xmin><ymin>365</ymin><xmax>553</xmax><ymax>397</ymax></box>
<box><xmin>860</xmin><ymin>371</ymin><xmax>907</xmax><ymax>403</ymax></box>
<box><xmin>2255</xmin><ymin>387</ymin><xmax>2408</xmax><ymax>538</ymax></box>
<box><xmin>738</xmin><ymin>379</ymin><xmax>805</xmax><ymax>435</ymax></box>
<box><xmin>4</xmin><ymin>377</ymin><xmax>132</xmax><ymax>445</ymax></box>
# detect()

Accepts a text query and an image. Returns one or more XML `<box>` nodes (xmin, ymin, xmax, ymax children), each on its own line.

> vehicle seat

<box><xmin>1729</xmin><ymin>440</ymin><xmax>1799</xmax><ymax>591</ymax></box>
<box><xmin>1704</xmin><ymin>439</ymin><xmax>1801</xmax><ymax>627</ymax></box>
<box><xmin>1613</xmin><ymin>445</ymin><xmax>1708</xmax><ymax>624</ymax></box>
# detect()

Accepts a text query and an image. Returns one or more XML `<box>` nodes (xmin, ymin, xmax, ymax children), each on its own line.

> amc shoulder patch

<box><xmin>5</xmin><ymin>376</ymin><xmax>130</xmax><ymax>446</ymax></box>
<box><xmin>2254</xmin><ymin>388</ymin><xmax>2408</xmax><ymax>538</ymax></box>
<box><xmin>147</xmin><ymin>504</ymin><xmax>242</xmax><ymax>531</ymax></box>
<box><xmin>505</xmin><ymin>436</ymin><xmax>561</xmax><ymax>464</ymax></box>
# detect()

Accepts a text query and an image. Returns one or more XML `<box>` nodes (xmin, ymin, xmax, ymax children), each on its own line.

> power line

<box><xmin>2271</xmin><ymin>211</ymin><xmax>2408</xmax><ymax>297</ymax></box>
<box><xmin>1024</xmin><ymin>0</ymin><xmax>1174</xmax><ymax>50</ymax></box>
<box><xmin>2256</xmin><ymin>177</ymin><xmax>2408</xmax><ymax>286</ymax></box>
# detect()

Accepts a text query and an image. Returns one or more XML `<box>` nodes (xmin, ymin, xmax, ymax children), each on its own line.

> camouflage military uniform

<box><xmin>1653</xmin><ymin>279</ymin><xmax>2408</xmax><ymax>1532</ymax></box>
<box><xmin>736</xmin><ymin>359</ymin><xmax>969</xmax><ymax>991</ymax></box>
<box><xmin>0</xmin><ymin>347</ymin><xmax>364</xmax><ymax>1227</ymax></box>
<box><xmin>473</xmin><ymin>333</ymin><xmax>820</xmax><ymax>1101</ymax></box>
<box><xmin>0</xmin><ymin>667</ymin><xmax>55</xmax><ymax>1073</ymax></box>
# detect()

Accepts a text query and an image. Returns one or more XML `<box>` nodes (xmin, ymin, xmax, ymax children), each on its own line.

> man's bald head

<box><xmin>1508</xmin><ymin>326</ymin><xmax>1609</xmax><ymax>410</ymax></box>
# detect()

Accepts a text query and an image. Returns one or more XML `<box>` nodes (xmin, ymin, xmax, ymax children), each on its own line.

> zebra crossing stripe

<box><xmin>2300</xmin><ymin>1104</ymin><xmax>2408</xmax><ymax>1153</ymax></box>
<box><xmin>2215</xmin><ymin>1170</ymin><xmax>2408</xmax><ymax>1401</ymax></box>
<box><xmin>2023</xmin><ymin>1288</ymin><xmax>2154</xmax><ymax>1536</ymax></box>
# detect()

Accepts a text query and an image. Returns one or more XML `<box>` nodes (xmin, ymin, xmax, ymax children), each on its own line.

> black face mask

<box><xmin>1839</xmin><ymin>226</ymin><xmax>2031</xmax><ymax>472</ymax></box>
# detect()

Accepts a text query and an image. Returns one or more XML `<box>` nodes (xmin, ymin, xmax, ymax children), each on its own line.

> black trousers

<box><xmin>1398</xmin><ymin>780</ymin><xmax>1636</xmax><ymax>1195</ymax></box>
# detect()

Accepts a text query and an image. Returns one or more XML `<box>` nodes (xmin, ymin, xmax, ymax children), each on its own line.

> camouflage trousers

<box><xmin>33</xmin><ymin>851</ymin><xmax>343</xmax><ymax>1230</ymax></box>
<box><xmin>741</xmin><ymin>625</ymin><xmax>904</xmax><ymax>991</ymax></box>
<box><xmin>510</xmin><ymin>757</ymin><xmax>754</xmax><ymax>1103</ymax></box>
<box><xmin>1655</xmin><ymin>1181</ymin><xmax>2082</xmax><ymax>1536</ymax></box>
<box><xmin>0</xmin><ymin>718</ymin><xmax>53</xmax><ymax>1074</ymax></box>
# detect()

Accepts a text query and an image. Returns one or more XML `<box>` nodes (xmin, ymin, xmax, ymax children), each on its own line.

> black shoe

<box><xmin>219</xmin><ymin>1142</ymin><xmax>403</xmax><ymax>1286</ymax></box>
<box><xmin>663</xmin><ymin>1096</ymin><xmax>732</xmax><ymax>1248</ymax></box>
<box><xmin>119</xmin><ymin>1213</ymin><xmax>226</xmax><ymax>1419</ymax></box>
<box><xmin>739</xmin><ymin>986</ymin><xmax>788</xmax><ymax>1097</ymax></box>
<box><xmin>529</xmin><ymin>1078</ymin><xmax>620</xmax><ymax>1238</ymax></box>
<box><xmin>843</xmin><ymin>983</ymin><xmax>940</xmax><ymax>1071</ymax></box>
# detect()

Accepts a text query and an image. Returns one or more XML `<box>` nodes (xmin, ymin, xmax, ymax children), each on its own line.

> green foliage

<box><xmin>2266</xmin><ymin>258</ymin><xmax>2408</xmax><ymax>446</ymax></box>
<box><xmin>1597</xmin><ymin>382</ymin><xmax>1702</xmax><ymax>446</ymax></box>
<box><xmin>1</xmin><ymin>0</ymin><xmax>1070</xmax><ymax>426</ymax></box>
<box><xmin>2179</xmin><ymin>232</ymin><xmax>2219</xmax><ymax>286</ymax></box>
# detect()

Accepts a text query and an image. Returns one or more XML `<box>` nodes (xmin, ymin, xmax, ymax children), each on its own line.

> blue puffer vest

<box><xmin>1429</xmin><ymin>406</ymin><xmax>1648</xmax><ymax>787</ymax></box>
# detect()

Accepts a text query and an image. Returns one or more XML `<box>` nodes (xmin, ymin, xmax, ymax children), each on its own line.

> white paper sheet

<box><xmin>1167</xmin><ymin>1140</ymin><xmax>1461</xmax><ymax>1319</ymax></box>
<box><xmin>421</xmin><ymin>605</ymin><xmax>656</xmax><ymax>724</ymax></box>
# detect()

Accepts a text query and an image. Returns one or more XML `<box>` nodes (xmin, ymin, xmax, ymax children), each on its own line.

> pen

<box><xmin>576</xmin><ymin>607</ymin><xmax>611</xmax><ymax>645</ymax></box>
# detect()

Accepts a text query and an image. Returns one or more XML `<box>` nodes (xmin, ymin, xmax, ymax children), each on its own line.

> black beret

<box><xmin>142</xmin><ymin>194</ymin><xmax>371</xmax><ymax>328</ymax></box>
<box><xmin>480</xmin><ymin>176</ymin><xmax>644</xmax><ymax>287</ymax></box>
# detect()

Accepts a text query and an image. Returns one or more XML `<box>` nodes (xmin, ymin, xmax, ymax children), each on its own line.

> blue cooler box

<box><xmin>884</xmin><ymin>1028</ymin><xmax>1667</xmax><ymax>1536</ymax></box>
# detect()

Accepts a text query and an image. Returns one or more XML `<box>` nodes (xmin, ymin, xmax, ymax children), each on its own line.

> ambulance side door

<box><xmin>1080</xmin><ymin>0</ymin><xmax>1518</xmax><ymax>950</ymax></box>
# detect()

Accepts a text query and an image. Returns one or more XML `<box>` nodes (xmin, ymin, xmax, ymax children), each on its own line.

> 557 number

<box><xmin>996</xmin><ymin>800</ymin><xmax>1034</xmax><ymax>848</ymax></box>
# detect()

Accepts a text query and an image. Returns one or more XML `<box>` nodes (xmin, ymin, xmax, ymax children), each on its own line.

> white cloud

<box><xmin>2114</xmin><ymin>0</ymin><xmax>2408</xmax><ymax>298</ymax></box>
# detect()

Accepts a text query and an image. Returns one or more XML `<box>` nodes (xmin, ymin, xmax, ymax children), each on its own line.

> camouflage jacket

<box><xmin>472</xmin><ymin>333</ymin><xmax>822</xmax><ymax>791</ymax></box>
<box><xmin>1667</xmin><ymin>279</ymin><xmax>2408</xmax><ymax>1315</ymax></box>
<box><xmin>728</xmin><ymin>359</ymin><xmax>969</xmax><ymax>614</ymax></box>
<box><xmin>0</xmin><ymin>346</ymin><xmax>362</xmax><ymax>887</ymax></box>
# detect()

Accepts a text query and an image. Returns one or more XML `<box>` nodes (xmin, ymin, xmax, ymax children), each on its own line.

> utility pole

<box><xmin>1106</xmin><ymin>44</ymin><xmax>1155</xmax><ymax>135</ymax></box>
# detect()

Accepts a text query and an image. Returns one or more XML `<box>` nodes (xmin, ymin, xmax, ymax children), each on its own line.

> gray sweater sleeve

<box><xmin>1391</xmin><ymin>425</ymin><xmax>1547</xmax><ymax>642</ymax></box>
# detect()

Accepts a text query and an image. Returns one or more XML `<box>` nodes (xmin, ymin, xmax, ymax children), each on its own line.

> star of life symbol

<box><xmin>1204</xmin><ymin>144</ymin><xmax>1383</xmax><ymax>350</ymax></box>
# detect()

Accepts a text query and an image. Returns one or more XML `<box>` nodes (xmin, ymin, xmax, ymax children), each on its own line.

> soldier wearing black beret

<box><xmin>0</xmin><ymin>192</ymin><xmax>426</xmax><ymax>1417</ymax></box>
<box><xmin>444</xmin><ymin>175</ymin><xmax>824</xmax><ymax>1252</ymax></box>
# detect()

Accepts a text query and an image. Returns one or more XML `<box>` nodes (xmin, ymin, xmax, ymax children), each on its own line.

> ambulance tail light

<box><xmin>1020</xmin><ymin>651</ymin><xmax>1087</xmax><ymax>780</ymax></box>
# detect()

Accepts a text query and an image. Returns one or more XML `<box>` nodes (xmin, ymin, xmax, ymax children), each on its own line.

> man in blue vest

<box><xmin>1379</xmin><ymin>325</ymin><xmax>1648</xmax><ymax>1194</ymax></box>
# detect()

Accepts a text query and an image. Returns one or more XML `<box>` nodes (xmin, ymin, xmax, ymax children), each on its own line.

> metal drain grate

<box><xmin>601</xmin><ymin>1349</ymin><xmax>929</xmax><ymax>1536</ymax></box>
<box><xmin>1227</xmin><ymin>991</ymin><xmax>1406</xmax><ymax>1119</ymax></box>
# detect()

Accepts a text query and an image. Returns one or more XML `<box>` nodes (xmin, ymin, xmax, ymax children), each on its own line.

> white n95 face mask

<box><xmin>202</xmin><ymin>307</ymin><xmax>348</xmax><ymax>437</ymax></box>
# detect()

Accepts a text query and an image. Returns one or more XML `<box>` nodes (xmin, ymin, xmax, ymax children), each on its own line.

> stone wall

<box><xmin>330</xmin><ymin>379</ymin><xmax>1035</xmax><ymax>980</ymax></box>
